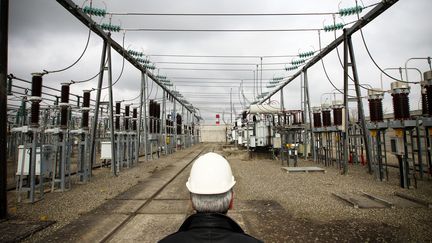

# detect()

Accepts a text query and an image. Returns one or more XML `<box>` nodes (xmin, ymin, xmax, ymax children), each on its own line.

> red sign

<box><xmin>216</xmin><ymin>114</ymin><xmax>220</xmax><ymax>119</ymax></box>
<box><xmin>216</xmin><ymin>121</ymin><xmax>220</xmax><ymax>125</ymax></box>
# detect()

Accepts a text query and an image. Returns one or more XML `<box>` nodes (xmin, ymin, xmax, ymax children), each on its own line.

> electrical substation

<box><xmin>0</xmin><ymin>0</ymin><xmax>432</xmax><ymax>242</ymax></box>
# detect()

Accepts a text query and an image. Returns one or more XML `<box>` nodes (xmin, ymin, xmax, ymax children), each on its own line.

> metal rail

<box><xmin>100</xmin><ymin>145</ymin><xmax>212</xmax><ymax>242</ymax></box>
<box><xmin>260</xmin><ymin>0</ymin><xmax>399</xmax><ymax>103</ymax></box>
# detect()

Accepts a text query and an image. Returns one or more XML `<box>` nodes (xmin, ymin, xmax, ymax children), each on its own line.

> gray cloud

<box><xmin>8</xmin><ymin>0</ymin><xmax>432</xmax><ymax>123</ymax></box>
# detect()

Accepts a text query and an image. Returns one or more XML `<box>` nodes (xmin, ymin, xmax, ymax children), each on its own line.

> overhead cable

<box><xmin>154</xmin><ymin>61</ymin><xmax>287</xmax><ymax>66</ymax></box>
<box><xmin>43</xmin><ymin>28</ymin><xmax>92</xmax><ymax>74</ymax></box>
<box><xmin>359</xmin><ymin>26</ymin><xmax>417</xmax><ymax>84</ymax></box>
<box><xmin>148</xmin><ymin>54</ymin><xmax>297</xmax><ymax>58</ymax></box>
<box><xmin>331</xmin><ymin>15</ymin><xmax>373</xmax><ymax>91</ymax></box>
<box><xmin>108</xmin><ymin>12</ymin><xmax>335</xmax><ymax>17</ymax></box>
<box><xmin>317</xmin><ymin>30</ymin><xmax>345</xmax><ymax>95</ymax></box>
<box><xmin>123</xmin><ymin>28</ymin><xmax>321</xmax><ymax>32</ymax></box>
<box><xmin>93</xmin><ymin>32</ymin><xmax>127</xmax><ymax>91</ymax></box>
<box><xmin>168</xmin><ymin>77</ymin><xmax>283</xmax><ymax>80</ymax></box>
<box><xmin>158</xmin><ymin>67</ymin><xmax>283</xmax><ymax>71</ymax></box>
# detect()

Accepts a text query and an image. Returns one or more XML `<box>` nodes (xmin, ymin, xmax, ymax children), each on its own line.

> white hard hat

<box><xmin>186</xmin><ymin>152</ymin><xmax>236</xmax><ymax>194</ymax></box>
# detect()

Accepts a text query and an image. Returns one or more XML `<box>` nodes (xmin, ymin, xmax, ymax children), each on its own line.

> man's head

<box><xmin>186</xmin><ymin>152</ymin><xmax>236</xmax><ymax>214</ymax></box>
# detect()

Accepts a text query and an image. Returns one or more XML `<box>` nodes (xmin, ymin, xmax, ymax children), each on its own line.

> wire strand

<box><xmin>158</xmin><ymin>67</ymin><xmax>283</xmax><ymax>71</ymax></box>
<box><xmin>109</xmin><ymin>12</ymin><xmax>336</xmax><ymax>17</ymax></box>
<box><xmin>121</xmin><ymin>92</ymin><xmax>141</xmax><ymax>102</ymax></box>
<box><xmin>70</xmin><ymin>57</ymin><xmax>109</xmax><ymax>84</ymax></box>
<box><xmin>148</xmin><ymin>54</ymin><xmax>297</xmax><ymax>58</ymax></box>
<box><xmin>354</xmin><ymin>0</ymin><xmax>415</xmax><ymax>84</ymax></box>
<box><xmin>318</xmin><ymin>30</ymin><xmax>353</xmax><ymax>96</ymax></box>
<box><xmin>94</xmin><ymin>32</ymin><xmax>127</xmax><ymax>91</ymax></box>
<box><xmin>124</xmin><ymin>28</ymin><xmax>322</xmax><ymax>32</ymax></box>
<box><xmin>153</xmin><ymin>61</ymin><xmax>287</xmax><ymax>66</ymax></box>
<box><xmin>43</xmin><ymin>28</ymin><xmax>92</xmax><ymax>74</ymax></box>
<box><xmin>359</xmin><ymin>28</ymin><xmax>417</xmax><ymax>84</ymax></box>
<box><xmin>331</xmin><ymin>15</ymin><xmax>373</xmax><ymax>91</ymax></box>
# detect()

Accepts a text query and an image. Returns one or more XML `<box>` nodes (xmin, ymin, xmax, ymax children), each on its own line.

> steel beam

<box><xmin>107</xmin><ymin>42</ymin><xmax>117</xmax><ymax>175</ymax></box>
<box><xmin>89</xmin><ymin>40</ymin><xmax>107</xmax><ymax>170</ymax></box>
<box><xmin>342</xmin><ymin>30</ymin><xmax>349</xmax><ymax>175</ymax></box>
<box><xmin>56</xmin><ymin>0</ymin><xmax>198</xmax><ymax>119</ymax></box>
<box><xmin>347</xmin><ymin>35</ymin><xmax>373</xmax><ymax>174</ymax></box>
<box><xmin>304</xmin><ymin>70</ymin><xmax>314</xmax><ymax>160</ymax></box>
<box><xmin>142</xmin><ymin>72</ymin><xmax>148</xmax><ymax>160</ymax></box>
<box><xmin>260</xmin><ymin>0</ymin><xmax>399</xmax><ymax>103</ymax></box>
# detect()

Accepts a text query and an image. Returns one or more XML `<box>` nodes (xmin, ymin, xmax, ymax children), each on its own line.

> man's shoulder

<box><xmin>158</xmin><ymin>231</ymin><xmax>188</xmax><ymax>243</ymax></box>
<box><xmin>158</xmin><ymin>213</ymin><xmax>263</xmax><ymax>243</ymax></box>
<box><xmin>159</xmin><ymin>230</ymin><xmax>263</xmax><ymax>243</ymax></box>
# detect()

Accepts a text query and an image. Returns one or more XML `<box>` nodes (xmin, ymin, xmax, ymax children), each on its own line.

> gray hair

<box><xmin>191</xmin><ymin>189</ymin><xmax>233</xmax><ymax>214</ymax></box>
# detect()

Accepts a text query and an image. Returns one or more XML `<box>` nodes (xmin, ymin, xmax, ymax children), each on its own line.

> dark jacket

<box><xmin>159</xmin><ymin>213</ymin><xmax>263</xmax><ymax>243</ymax></box>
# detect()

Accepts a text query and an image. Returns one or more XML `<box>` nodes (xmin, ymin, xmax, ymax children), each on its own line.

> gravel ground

<box><xmin>6</xmin><ymin>143</ymin><xmax>432</xmax><ymax>242</ymax></box>
<box><xmin>221</xmin><ymin>147</ymin><xmax>432</xmax><ymax>242</ymax></box>
<box><xmin>7</xmin><ymin>143</ymin><xmax>206</xmax><ymax>242</ymax></box>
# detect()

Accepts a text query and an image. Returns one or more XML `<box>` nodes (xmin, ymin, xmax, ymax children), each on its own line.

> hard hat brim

<box><xmin>186</xmin><ymin>179</ymin><xmax>236</xmax><ymax>195</ymax></box>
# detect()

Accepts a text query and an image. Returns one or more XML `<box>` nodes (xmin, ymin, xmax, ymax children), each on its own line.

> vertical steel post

<box><xmin>402</xmin><ymin>131</ymin><xmax>410</xmax><ymax>188</ymax></box>
<box><xmin>347</xmin><ymin>35</ymin><xmax>373</xmax><ymax>174</ymax></box>
<box><xmin>0</xmin><ymin>0</ymin><xmax>8</xmax><ymax>219</ymax></box>
<box><xmin>383</xmin><ymin>130</ymin><xmax>389</xmax><ymax>181</ymax></box>
<box><xmin>247</xmin><ymin>120</ymin><xmax>250</xmax><ymax>158</ymax></box>
<box><xmin>230</xmin><ymin>88</ymin><xmax>233</xmax><ymax>124</ymax></box>
<box><xmin>377</xmin><ymin>131</ymin><xmax>384</xmax><ymax>180</ymax></box>
<box><xmin>260</xmin><ymin>57</ymin><xmax>263</xmax><ymax>94</ymax></box>
<box><xmin>29</xmin><ymin>131</ymin><xmax>37</xmax><ymax>202</ymax></box>
<box><xmin>173</xmin><ymin>99</ymin><xmax>177</xmax><ymax>151</ymax></box>
<box><xmin>181</xmin><ymin>105</ymin><xmax>184</xmax><ymax>148</ymax></box>
<box><xmin>304</xmin><ymin>70</ymin><xmax>314</xmax><ymax>160</ymax></box>
<box><xmin>90</xmin><ymin>40</ymin><xmax>108</xmax><ymax>171</ymax></box>
<box><xmin>60</xmin><ymin>132</ymin><xmax>67</xmax><ymax>190</ymax></box>
<box><xmin>252</xmin><ymin>71</ymin><xmax>256</xmax><ymax>100</ymax></box>
<box><xmin>107</xmin><ymin>42</ymin><xmax>117</xmax><ymax>176</ymax></box>
<box><xmin>342</xmin><ymin>30</ymin><xmax>349</xmax><ymax>174</ymax></box>
<box><xmin>159</xmin><ymin>98</ymin><xmax>163</xmax><ymax>151</ymax></box>
<box><xmin>425</xmin><ymin>127</ymin><xmax>432</xmax><ymax>176</ymax></box>
<box><xmin>185</xmin><ymin>109</ymin><xmax>187</xmax><ymax>147</ymax></box>
<box><xmin>280</xmin><ymin>87</ymin><xmax>284</xmax><ymax>112</ymax></box>
<box><xmin>137</xmin><ymin>73</ymin><xmax>144</xmax><ymax>159</ymax></box>
<box><xmin>415</xmin><ymin>119</ymin><xmax>423</xmax><ymax>178</ymax></box>
<box><xmin>162</xmin><ymin>90</ymin><xmax>167</xmax><ymax>155</ymax></box>
<box><xmin>300</xmin><ymin>73</ymin><xmax>304</xmax><ymax>113</ymax></box>
<box><xmin>143</xmin><ymin>73</ymin><xmax>148</xmax><ymax>160</ymax></box>
<box><xmin>256</xmin><ymin>65</ymin><xmax>259</xmax><ymax>95</ymax></box>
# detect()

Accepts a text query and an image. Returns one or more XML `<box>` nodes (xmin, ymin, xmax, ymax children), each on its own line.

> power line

<box><xmin>159</xmin><ymin>67</ymin><xmax>283</xmax><ymax>71</ymax></box>
<box><xmin>188</xmin><ymin>97</ymin><xmax>244</xmax><ymax>99</ymax></box>
<box><xmin>109</xmin><ymin>12</ymin><xmax>335</xmax><ymax>16</ymax></box>
<box><xmin>359</xmin><ymin>28</ymin><xmax>416</xmax><ymax>84</ymax></box>
<box><xmin>181</xmin><ymin>94</ymin><xmax>254</xmax><ymax>97</ymax></box>
<box><xmin>148</xmin><ymin>54</ymin><xmax>297</xmax><ymax>58</ymax></box>
<box><xmin>154</xmin><ymin>61</ymin><xmax>287</xmax><ymax>66</ymax></box>
<box><xmin>124</xmin><ymin>27</ymin><xmax>321</xmax><ymax>32</ymax></box>
<box><xmin>44</xmin><ymin>28</ymin><xmax>92</xmax><ymax>74</ymax></box>
<box><xmin>172</xmin><ymin>81</ymin><xmax>255</xmax><ymax>84</ymax></box>
<box><xmin>168</xmin><ymin>77</ymin><xmax>284</xmax><ymax>80</ymax></box>
<box><xmin>175</xmin><ymin>84</ymin><xmax>258</xmax><ymax>87</ymax></box>
<box><xmin>192</xmin><ymin>101</ymin><xmax>243</xmax><ymax>104</ymax></box>
<box><xmin>181</xmin><ymin>92</ymin><xmax>254</xmax><ymax>94</ymax></box>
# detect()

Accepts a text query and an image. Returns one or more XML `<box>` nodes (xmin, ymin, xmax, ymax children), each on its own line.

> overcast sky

<box><xmin>8</xmin><ymin>0</ymin><xmax>432</xmax><ymax>124</ymax></box>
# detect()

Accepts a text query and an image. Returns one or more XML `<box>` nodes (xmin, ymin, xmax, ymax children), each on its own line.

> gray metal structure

<box><xmin>56</xmin><ymin>0</ymin><xmax>200</xmax><ymax>169</ymax></box>
<box><xmin>259</xmin><ymin>0</ymin><xmax>399</xmax><ymax>174</ymax></box>
<box><xmin>0</xmin><ymin>0</ymin><xmax>8</xmax><ymax>218</ymax></box>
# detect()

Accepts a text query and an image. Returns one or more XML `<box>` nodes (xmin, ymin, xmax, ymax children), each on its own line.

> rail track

<box><xmin>42</xmin><ymin>143</ymin><xmax>215</xmax><ymax>242</ymax></box>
